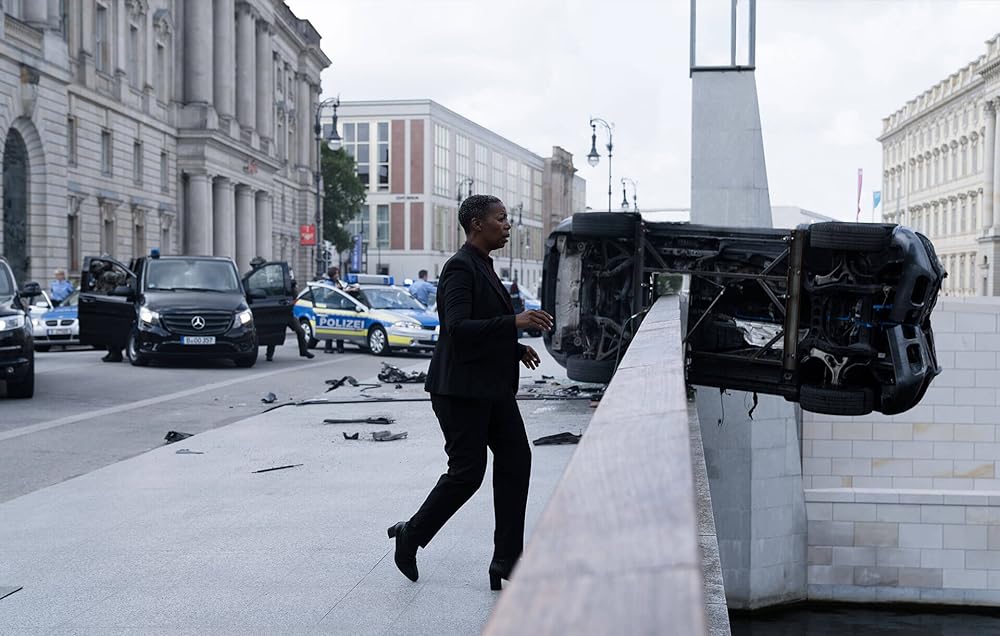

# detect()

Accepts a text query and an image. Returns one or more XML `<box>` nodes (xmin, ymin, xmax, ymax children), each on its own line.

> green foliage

<box><xmin>321</xmin><ymin>146</ymin><xmax>367</xmax><ymax>253</ymax></box>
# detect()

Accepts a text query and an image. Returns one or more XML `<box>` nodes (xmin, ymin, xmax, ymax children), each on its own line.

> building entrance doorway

<box><xmin>2</xmin><ymin>127</ymin><xmax>29</xmax><ymax>283</ymax></box>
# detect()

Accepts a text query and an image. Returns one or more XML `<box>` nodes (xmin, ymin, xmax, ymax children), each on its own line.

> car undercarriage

<box><xmin>541</xmin><ymin>213</ymin><xmax>945</xmax><ymax>416</ymax></box>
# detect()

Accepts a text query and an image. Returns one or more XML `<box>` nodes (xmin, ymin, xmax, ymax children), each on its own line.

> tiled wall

<box><xmin>802</xmin><ymin>299</ymin><xmax>1000</xmax><ymax>604</ymax></box>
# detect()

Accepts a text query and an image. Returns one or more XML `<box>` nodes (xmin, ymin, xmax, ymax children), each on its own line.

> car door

<box><xmin>79</xmin><ymin>256</ymin><xmax>137</xmax><ymax>349</ymax></box>
<box><xmin>321</xmin><ymin>288</ymin><xmax>368</xmax><ymax>345</ymax></box>
<box><xmin>242</xmin><ymin>261</ymin><xmax>291</xmax><ymax>347</ymax></box>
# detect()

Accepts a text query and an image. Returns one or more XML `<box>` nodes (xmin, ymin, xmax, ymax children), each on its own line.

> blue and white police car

<box><xmin>293</xmin><ymin>274</ymin><xmax>440</xmax><ymax>356</ymax></box>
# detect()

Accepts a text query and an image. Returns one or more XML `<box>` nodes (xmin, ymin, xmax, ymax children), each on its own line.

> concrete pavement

<box><xmin>0</xmin><ymin>348</ymin><xmax>595</xmax><ymax>634</ymax></box>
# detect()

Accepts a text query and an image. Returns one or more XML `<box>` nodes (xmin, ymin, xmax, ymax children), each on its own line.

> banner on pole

<box><xmin>299</xmin><ymin>224</ymin><xmax>317</xmax><ymax>246</ymax></box>
<box><xmin>856</xmin><ymin>168</ymin><xmax>863</xmax><ymax>222</ymax></box>
<box><xmin>873</xmin><ymin>190</ymin><xmax>882</xmax><ymax>210</ymax></box>
<box><xmin>350</xmin><ymin>234</ymin><xmax>362</xmax><ymax>272</ymax></box>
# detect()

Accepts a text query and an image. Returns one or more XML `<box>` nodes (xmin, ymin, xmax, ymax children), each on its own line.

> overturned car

<box><xmin>541</xmin><ymin>212</ymin><xmax>945</xmax><ymax>416</ymax></box>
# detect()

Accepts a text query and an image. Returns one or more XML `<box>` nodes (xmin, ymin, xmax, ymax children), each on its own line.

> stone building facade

<box><xmin>0</xmin><ymin>0</ymin><xmax>329</xmax><ymax>287</ymax></box>
<box><xmin>879</xmin><ymin>33</ymin><xmax>1000</xmax><ymax>297</ymax></box>
<box><xmin>335</xmin><ymin>99</ymin><xmax>586</xmax><ymax>293</ymax></box>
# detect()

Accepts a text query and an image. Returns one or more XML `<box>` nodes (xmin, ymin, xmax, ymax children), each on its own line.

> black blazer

<box><xmin>425</xmin><ymin>244</ymin><xmax>525</xmax><ymax>399</ymax></box>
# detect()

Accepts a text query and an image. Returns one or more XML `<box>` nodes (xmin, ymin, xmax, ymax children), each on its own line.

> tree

<box><xmin>320</xmin><ymin>146</ymin><xmax>367</xmax><ymax>253</ymax></box>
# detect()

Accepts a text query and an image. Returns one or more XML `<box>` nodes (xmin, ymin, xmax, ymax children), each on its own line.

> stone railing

<box><xmin>485</xmin><ymin>296</ymin><xmax>725</xmax><ymax>635</ymax></box>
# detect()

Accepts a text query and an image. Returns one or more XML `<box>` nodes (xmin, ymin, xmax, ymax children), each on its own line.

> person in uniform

<box><xmin>248</xmin><ymin>256</ymin><xmax>315</xmax><ymax>362</ymax></box>
<box><xmin>322</xmin><ymin>266</ymin><xmax>350</xmax><ymax>354</ymax></box>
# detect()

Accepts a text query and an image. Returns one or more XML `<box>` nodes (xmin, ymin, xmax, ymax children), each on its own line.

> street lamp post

<box><xmin>508</xmin><ymin>202</ymin><xmax>523</xmax><ymax>281</ymax></box>
<box><xmin>455</xmin><ymin>178</ymin><xmax>474</xmax><ymax>249</ymax></box>
<box><xmin>587</xmin><ymin>117</ymin><xmax>614</xmax><ymax>213</ymax></box>
<box><xmin>621</xmin><ymin>177</ymin><xmax>638</xmax><ymax>212</ymax></box>
<box><xmin>314</xmin><ymin>96</ymin><xmax>342</xmax><ymax>279</ymax></box>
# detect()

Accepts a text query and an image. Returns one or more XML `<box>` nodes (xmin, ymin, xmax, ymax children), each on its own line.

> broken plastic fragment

<box><xmin>532</xmin><ymin>432</ymin><xmax>582</xmax><ymax>446</ymax></box>
<box><xmin>252</xmin><ymin>464</ymin><xmax>303</xmax><ymax>474</ymax></box>
<box><xmin>164</xmin><ymin>431</ymin><xmax>193</xmax><ymax>443</ymax></box>
<box><xmin>261</xmin><ymin>392</ymin><xmax>277</xmax><ymax>404</ymax></box>
<box><xmin>343</xmin><ymin>432</ymin><xmax>359</xmax><ymax>440</ymax></box>
<box><xmin>372</xmin><ymin>430</ymin><xmax>408</xmax><ymax>442</ymax></box>
<box><xmin>175</xmin><ymin>449</ymin><xmax>204</xmax><ymax>455</ymax></box>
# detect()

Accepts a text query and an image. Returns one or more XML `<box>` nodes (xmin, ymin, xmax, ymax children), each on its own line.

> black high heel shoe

<box><xmin>387</xmin><ymin>522</ymin><xmax>419</xmax><ymax>582</ymax></box>
<box><xmin>488</xmin><ymin>558</ymin><xmax>514</xmax><ymax>591</ymax></box>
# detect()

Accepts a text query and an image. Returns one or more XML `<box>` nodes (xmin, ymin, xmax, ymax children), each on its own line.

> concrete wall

<box><xmin>803</xmin><ymin>298</ymin><xmax>1000</xmax><ymax>604</ymax></box>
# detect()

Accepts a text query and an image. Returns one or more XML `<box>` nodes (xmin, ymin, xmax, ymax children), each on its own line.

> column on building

<box><xmin>236</xmin><ymin>2</ymin><xmax>256</xmax><ymax>132</ymax></box>
<box><xmin>235</xmin><ymin>185</ymin><xmax>256</xmax><ymax>270</ymax></box>
<box><xmin>213</xmin><ymin>0</ymin><xmax>236</xmax><ymax>124</ymax></box>
<box><xmin>184</xmin><ymin>0</ymin><xmax>213</xmax><ymax>104</ymax></box>
<box><xmin>255</xmin><ymin>21</ymin><xmax>274</xmax><ymax>148</ymax></box>
<box><xmin>298</xmin><ymin>75</ymin><xmax>313</xmax><ymax>168</ymax></box>
<box><xmin>992</xmin><ymin>98</ymin><xmax>1000</xmax><ymax>233</ymax></box>
<box><xmin>255</xmin><ymin>192</ymin><xmax>273</xmax><ymax>260</ymax></box>
<box><xmin>984</xmin><ymin>100</ymin><xmax>996</xmax><ymax>232</ymax></box>
<box><xmin>212</xmin><ymin>178</ymin><xmax>236</xmax><ymax>258</ymax></box>
<box><xmin>187</xmin><ymin>173</ymin><xmax>214</xmax><ymax>255</ymax></box>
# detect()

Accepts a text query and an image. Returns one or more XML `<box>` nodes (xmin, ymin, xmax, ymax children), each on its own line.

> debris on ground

<box><xmin>261</xmin><ymin>392</ymin><xmax>277</xmax><ymax>404</ymax></box>
<box><xmin>372</xmin><ymin>430</ymin><xmax>408</xmax><ymax>442</ymax></box>
<box><xmin>395</xmin><ymin>384</ymin><xmax>403</xmax><ymax>389</ymax></box>
<box><xmin>532</xmin><ymin>432</ymin><xmax>582</xmax><ymax>446</ymax></box>
<box><xmin>252</xmin><ymin>464</ymin><xmax>303</xmax><ymax>474</ymax></box>
<box><xmin>325</xmin><ymin>376</ymin><xmax>380</xmax><ymax>393</ymax></box>
<box><xmin>324</xmin><ymin>416</ymin><xmax>395</xmax><ymax>425</ymax></box>
<box><xmin>0</xmin><ymin>586</ymin><xmax>22</xmax><ymax>601</ymax></box>
<box><xmin>164</xmin><ymin>431</ymin><xmax>192</xmax><ymax>444</ymax></box>
<box><xmin>378</xmin><ymin>363</ymin><xmax>426</xmax><ymax>384</ymax></box>
<box><xmin>175</xmin><ymin>448</ymin><xmax>204</xmax><ymax>455</ymax></box>
<box><xmin>343</xmin><ymin>432</ymin><xmax>359</xmax><ymax>440</ymax></box>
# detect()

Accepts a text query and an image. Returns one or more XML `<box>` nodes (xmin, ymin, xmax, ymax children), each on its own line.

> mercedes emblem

<box><xmin>191</xmin><ymin>315</ymin><xmax>206</xmax><ymax>330</ymax></box>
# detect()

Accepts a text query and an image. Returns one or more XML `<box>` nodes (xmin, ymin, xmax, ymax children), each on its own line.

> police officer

<box><xmin>322</xmin><ymin>265</ymin><xmax>349</xmax><ymax>354</ymax></box>
<box><xmin>248</xmin><ymin>256</ymin><xmax>314</xmax><ymax>362</ymax></box>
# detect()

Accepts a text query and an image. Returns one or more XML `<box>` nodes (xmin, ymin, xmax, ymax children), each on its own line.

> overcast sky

<box><xmin>287</xmin><ymin>0</ymin><xmax>1000</xmax><ymax>222</ymax></box>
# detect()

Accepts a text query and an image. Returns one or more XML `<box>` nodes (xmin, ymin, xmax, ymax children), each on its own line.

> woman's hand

<box><xmin>520</xmin><ymin>345</ymin><xmax>541</xmax><ymax>370</ymax></box>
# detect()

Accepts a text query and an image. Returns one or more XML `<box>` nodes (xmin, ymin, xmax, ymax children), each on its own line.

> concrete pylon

<box><xmin>690</xmin><ymin>69</ymin><xmax>807</xmax><ymax>609</ymax></box>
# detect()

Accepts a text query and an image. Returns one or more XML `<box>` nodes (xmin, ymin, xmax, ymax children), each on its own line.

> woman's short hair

<box><xmin>458</xmin><ymin>195</ymin><xmax>502</xmax><ymax>233</ymax></box>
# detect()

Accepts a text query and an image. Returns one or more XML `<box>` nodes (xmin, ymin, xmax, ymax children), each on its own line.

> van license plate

<box><xmin>181</xmin><ymin>336</ymin><xmax>216</xmax><ymax>345</ymax></box>
<box><xmin>48</xmin><ymin>328</ymin><xmax>72</xmax><ymax>336</ymax></box>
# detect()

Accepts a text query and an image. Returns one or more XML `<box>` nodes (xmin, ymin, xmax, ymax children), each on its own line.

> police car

<box><xmin>294</xmin><ymin>274</ymin><xmax>440</xmax><ymax>356</ymax></box>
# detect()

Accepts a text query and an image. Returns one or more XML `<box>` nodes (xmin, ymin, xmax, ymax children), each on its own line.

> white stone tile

<box><xmin>873</xmin><ymin>423</ymin><xmax>914</xmax><ymax>441</ymax></box>
<box><xmin>954</xmin><ymin>461</ymin><xmax>996</xmax><ymax>480</ymax></box>
<box><xmin>913</xmin><ymin>422</ymin><xmax>957</xmax><ymax>440</ymax></box>
<box><xmin>988</xmin><ymin>525</ymin><xmax>1000</xmax><ymax>550</ymax></box>
<box><xmin>964</xmin><ymin>590</ymin><xmax>1000</xmax><ymax>605</ymax></box>
<box><xmin>808</xmin><ymin>546</ymin><xmax>832</xmax><ymax>566</ymax></box>
<box><xmin>933</xmin><ymin>442</ymin><xmax>975</xmax><ymax>461</ymax></box>
<box><xmin>806</xmin><ymin>502</ymin><xmax>832</xmax><ymax>521</ymax></box>
<box><xmin>934</xmin><ymin>478</ymin><xmax>975</xmax><ymax>489</ymax></box>
<box><xmin>876</xmin><ymin>586</ymin><xmax>924</xmax><ymax>602</ymax></box>
<box><xmin>957</xmin><ymin>352</ymin><xmax>997</xmax><ymax>370</ymax></box>
<box><xmin>956</xmin><ymin>312</ymin><xmax>997</xmax><ymax>333</ymax></box>
<box><xmin>935</xmin><ymin>369</ymin><xmax>976</xmax><ymax>388</ymax></box>
<box><xmin>807</xmin><ymin>565</ymin><xmax>854</xmax><ymax>585</ymax></box>
<box><xmin>899</xmin><ymin>567</ymin><xmax>944</xmax><ymax>588</ymax></box>
<box><xmin>974</xmin><ymin>479</ymin><xmax>1000</xmax><ymax>490</ymax></box>
<box><xmin>833</xmin><ymin>421</ymin><xmax>872</xmax><ymax>441</ymax></box>
<box><xmin>920</xmin><ymin>505</ymin><xmax>967</xmax><ymax>525</ymax></box>
<box><xmin>802</xmin><ymin>457</ymin><xmax>831</xmax><ymax>476</ymax></box>
<box><xmin>974</xmin><ymin>370</ymin><xmax>1000</xmax><ymax>389</ymax></box>
<box><xmin>854</xmin><ymin>477</ymin><xmax>895</xmax><ymax>489</ymax></box>
<box><xmin>833</xmin><ymin>503</ymin><xmax>876</xmax><ymax>522</ymax></box>
<box><xmin>855</xmin><ymin>490</ymin><xmax>898</xmax><ymax>504</ymax></box>
<box><xmin>812</xmin><ymin>476</ymin><xmax>851</xmax><ymax>489</ymax></box>
<box><xmin>956</xmin><ymin>388</ymin><xmax>997</xmax><ymax>407</ymax></box>
<box><xmin>831</xmin><ymin>546</ymin><xmax>876</xmax><ymax>567</ymax></box>
<box><xmin>853</xmin><ymin>522</ymin><xmax>898</xmax><ymax>548</ymax></box>
<box><xmin>831</xmin><ymin>458</ymin><xmax>872</xmax><ymax>477</ymax></box>
<box><xmin>811</xmin><ymin>440</ymin><xmax>853</xmax><ymax>458</ymax></box>
<box><xmin>943</xmin><ymin>525</ymin><xmax>987</xmax><ymax>550</ymax></box>
<box><xmin>973</xmin><ymin>407</ymin><xmax>1000</xmax><ymax>425</ymax></box>
<box><xmin>974</xmin><ymin>334</ymin><xmax>1000</xmax><ymax>351</ymax></box>
<box><xmin>931</xmin><ymin>311</ymin><xmax>956</xmax><ymax>332</ymax></box>
<box><xmin>931</xmin><ymin>408</ymin><xmax>973</xmax><ymax>426</ymax></box>
<box><xmin>921</xmin><ymin>548</ymin><xmax>966</xmax><ymax>569</ymax></box>
<box><xmin>807</xmin><ymin>521</ymin><xmax>855</xmax><ymax>547</ymax></box>
<box><xmin>899</xmin><ymin>523</ymin><xmax>943</xmax><ymax>549</ymax></box>
<box><xmin>899</xmin><ymin>492</ymin><xmax>945</xmax><ymax>505</ymax></box>
<box><xmin>803</xmin><ymin>421</ymin><xmax>831</xmax><ymax>440</ymax></box>
<box><xmin>988</xmin><ymin>571</ymin><xmax>1000</xmax><ymax>590</ymax></box>
<box><xmin>954</xmin><ymin>425</ymin><xmax>995</xmax><ymax>443</ymax></box>
<box><xmin>966</xmin><ymin>507</ymin><xmax>991</xmax><ymax>525</ymax></box>
<box><xmin>912</xmin><ymin>460</ymin><xmax>955</xmax><ymax>478</ymax></box>
<box><xmin>974</xmin><ymin>443</ymin><xmax>1000</xmax><ymax>460</ymax></box>
<box><xmin>891</xmin><ymin>441</ymin><xmax>934</xmax><ymax>459</ymax></box>
<box><xmin>876</xmin><ymin>504</ymin><xmax>922</xmax><ymax>523</ymax></box>
<box><xmin>804</xmin><ymin>489</ymin><xmax>855</xmax><ymax>503</ymax></box>
<box><xmin>943</xmin><ymin>568</ymin><xmax>989</xmax><ymax>589</ymax></box>
<box><xmin>872</xmin><ymin>459</ymin><xmax>913</xmax><ymax>477</ymax></box>
<box><xmin>943</xmin><ymin>493</ymin><xmax>990</xmax><ymax>506</ymax></box>
<box><xmin>876</xmin><ymin>548</ymin><xmax>922</xmax><ymax>568</ymax></box>
<box><xmin>893</xmin><ymin>477</ymin><xmax>935</xmax><ymax>489</ymax></box>
<box><xmin>963</xmin><ymin>550</ymin><xmax>1000</xmax><ymax>571</ymax></box>
<box><xmin>921</xmin><ymin>387</ymin><xmax>957</xmax><ymax>407</ymax></box>
<box><xmin>920</xmin><ymin>588</ymin><xmax>966</xmax><ymax>603</ymax></box>
<box><xmin>852</xmin><ymin>441</ymin><xmax>893</xmax><ymax>458</ymax></box>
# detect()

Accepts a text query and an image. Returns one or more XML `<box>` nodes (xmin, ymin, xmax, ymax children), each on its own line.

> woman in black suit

<box><xmin>387</xmin><ymin>195</ymin><xmax>554</xmax><ymax>590</ymax></box>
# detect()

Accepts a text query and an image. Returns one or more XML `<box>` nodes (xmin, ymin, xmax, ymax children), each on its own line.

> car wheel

<box><xmin>799</xmin><ymin>385</ymin><xmax>874</xmax><ymax>416</ymax></box>
<box><xmin>571</xmin><ymin>212</ymin><xmax>640</xmax><ymax>239</ymax></box>
<box><xmin>234</xmin><ymin>348</ymin><xmax>259</xmax><ymax>368</ymax></box>
<box><xmin>301</xmin><ymin>319</ymin><xmax>318</xmax><ymax>348</ymax></box>
<box><xmin>566</xmin><ymin>354</ymin><xmax>616</xmax><ymax>384</ymax></box>
<box><xmin>368</xmin><ymin>325</ymin><xmax>391</xmax><ymax>356</ymax></box>
<box><xmin>35</xmin><ymin>344</ymin><xmax>50</xmax><ymax>352</ymax></box>
<box><xmin>809</xmin><ymin>222</ymin><xmax>893</xmax><ymax>251</ymax></box>
<box><xmin>126</xmin><ymin>329</ymin><xmax>150</xmax><ymax>367</ymax></box>
<box><xmin>6</xmin><ymin>355</ymin><xmax>34</xmax><ymax>398</ymax></box>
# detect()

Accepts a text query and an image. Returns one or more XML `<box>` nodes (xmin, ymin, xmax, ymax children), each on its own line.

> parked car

<box><xmin>294</xmin><ymin>274</ymin><xmax>439</xmax><ymax>356</ymax></box>
<box><xmin>33</xmin><ymin>290</ymin><xmax>80</xmax><ymax>351</ymax></box>
<box><xmin>0</xmin><ymin>256</ymin><xmax>37</xmax><ymax>398</ymax></box>
<box><xmin>541</xmin><ymin>212</ymin><xmax>944</xmax><ymax>416</ymax></box>
<box><xmin>79</xmin><ymin>254</ymin><xmax>295</xmax><ymax>368</ymax></box>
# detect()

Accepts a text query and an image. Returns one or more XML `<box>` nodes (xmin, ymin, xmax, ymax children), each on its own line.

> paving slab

<box><xmin>0</xmin><ymin>351</ymin><xmax>594</xmax><ymax>634</ymax></box>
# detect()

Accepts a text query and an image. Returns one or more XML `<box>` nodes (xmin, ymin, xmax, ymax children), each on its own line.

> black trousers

<box><xmin>266</xmin><ymin>314</ymin><xmax>309</xmax><ymax>357</ymax></box>
<box><xmin>408</xmin><ymin>393</ymin><xmax>531</xmax><ymax>561</ymax></box>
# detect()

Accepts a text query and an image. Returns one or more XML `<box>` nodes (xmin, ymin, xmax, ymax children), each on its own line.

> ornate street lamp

<box><xmin>314</xmin><ymin>96</ymin><xmax>342</xmax><ymax>278</ymax></box>
<box><xmin>455</xmin><ymin>177</ymin><xmax>474</xmax><ymax>249</ymax></box>
<box><xmin>621</xmin><ymin>177</ymin><xmax>638</xmax><ymax>212</ymax></box>
<box><xmin>508</xmin><ymin>202</ymin><xmax>523</xmax><ymax>281</ymax></box>
<box><xmin>587</xmin><ymin>117</ymin><xmax>614</xmax><ymax>213</ymax></box>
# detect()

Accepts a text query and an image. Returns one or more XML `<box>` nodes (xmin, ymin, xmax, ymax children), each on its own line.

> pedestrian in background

<box><xmin>508</xmin><ymin>280</ymin><xmax>525</xmax><ymax>315</ymax></box>
<box><xmin>408</xmin><ymin>269</ymin><xmax>435</xmax><ymax>306</ymax></box>
<box><xmin>248</xmin><ymin>256</ymin><xmax>314</xmax><ymax>362</ymax></box>
<box><xmin>386</xmin><ymin>195</ymin><xmax>553</xmax><ymax>591</ymax></box>
<box><xmin>323</xmin><ymin>265</ymin><xmax>347</xmax><ymax>354</ymax></box>
<box><xmin>50</xmin><ymin>269</ymin><xmax>74</xmax><ymax>306</ymax></box>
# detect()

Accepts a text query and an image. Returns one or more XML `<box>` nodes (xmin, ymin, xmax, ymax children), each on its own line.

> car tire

<box><xmin>571</xmin><ymin>212</ymin><xmax>639</xmax><ymax>239</ymax></box>
<box><xmin>566</xmin><ymin>354</ymin><xmax>616</xmax><ymax>384</ymax></box>
<box><xmin>234</xmin><ymin>348</ymin><xmax>259</xmax><ymax>368</ymax></box>
<box><xmin>126</xmin><ymin>329</ymin><xmax>150</xmax><ymax>367</ymax></box>
<box><xmin>368</xmin><ymin>325</ymin><xmax>391</xmax><ymax>356</ymax></box>
<box><xmin>809</xmin><ymin>222</ymin><xmax>893</xmax><ymax>251</ymax></box>
<box><xmin>799</xmin><ymin>385</ymin><xmax>874</xmax><ymax>416</ymax></box>
<box><xmin>35</xmin><ymin>344</ymin><xmax>50</xmax><ymax>352</ymax></box>
<box><xmin>6</xmin><ymin>356</ymin><xmax>34</xmax><ymax>398</ymax></box>
<box><xmin>301</xmin><ymin>319</ymin><xmax>318</xmax><ymax>349</ymax></box>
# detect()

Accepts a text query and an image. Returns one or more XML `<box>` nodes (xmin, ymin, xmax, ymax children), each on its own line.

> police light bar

<box><xmin>345</xmin><ymin>274</ymin><xmax>395</xmax><ymax>286</ymax></box>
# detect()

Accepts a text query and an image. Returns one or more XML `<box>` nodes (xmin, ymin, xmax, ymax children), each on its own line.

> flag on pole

<box><xmin>856</xmin><ymin>168</ymin><xmax>863</xmax><ymax>222</ymax></box>
<box><xmin>873</xmin><ymin>191</ymin><xmax>882</xmax><ymax>210</ymax></box>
